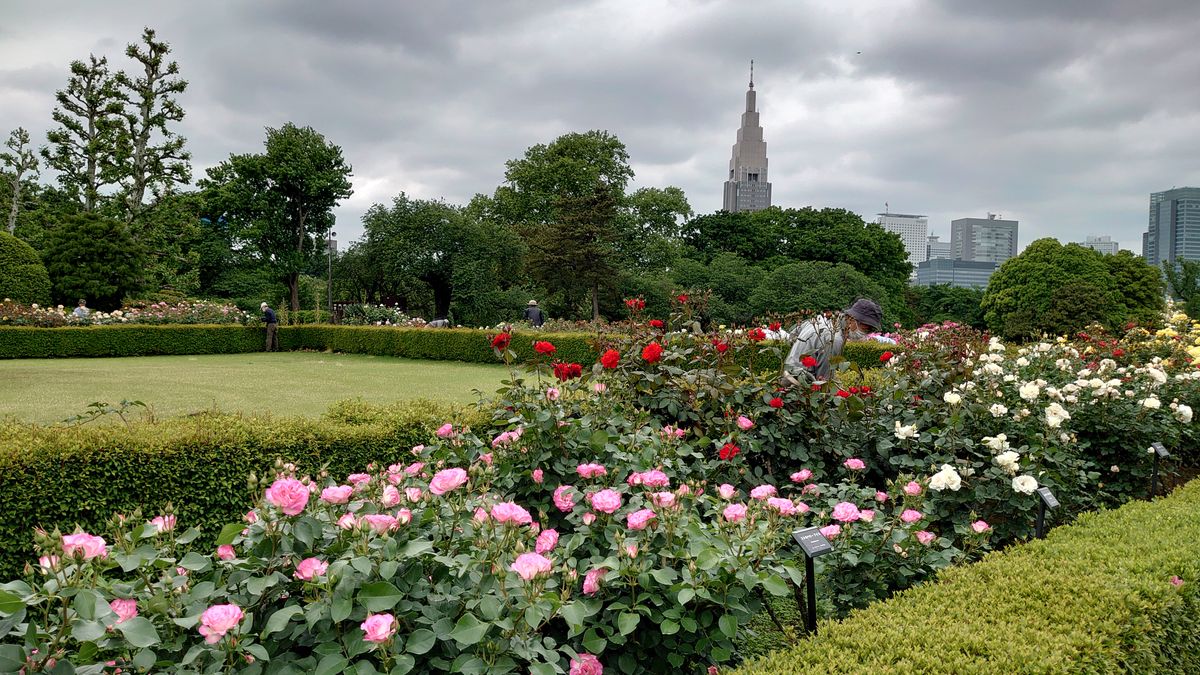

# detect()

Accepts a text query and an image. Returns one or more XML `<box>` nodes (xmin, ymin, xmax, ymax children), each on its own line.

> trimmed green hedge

<box><xmin>735</xmin><ymin>481</ymin><xmax>1200</xmax><ymax>674</ymax></box>
<box><xmin>0</xmin><ymin>324</ymin><xmax>895</xmax><ymax>368</ymax></box>
<box><xmin>0</xmin><ymin>400</ymin><xmax>486</xmax><ymax>580</ymax></box>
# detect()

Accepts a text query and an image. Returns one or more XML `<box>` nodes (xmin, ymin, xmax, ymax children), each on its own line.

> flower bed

<box><xmin>0</xmin><ymin>299</ymin><xmax>252</xmax><ymax>327</ymax></box>
<box><xmin>733</xmin><ymin>478</ymin><xmax>1200</xmax><ymax>674</ymax></box>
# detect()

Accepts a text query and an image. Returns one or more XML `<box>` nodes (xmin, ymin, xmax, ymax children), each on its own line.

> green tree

<box><xmin>681</xmin><ymin>209</ymin><xmax>775</xmax><ymax>262</ymax></box>
<box><xmin>1102</xmin><ymin>251</ymin><xmax>1164</xmax><ymax>327</ymax></box>
<box><xmin>42</xmin><ymin>55</ymin><xmax>125</xmax><ymax>212</ymax></box>
<box><xmin>2</xmin><ymin>128</ymin><xmax>40</xmax><ymax>234</ymax></box>
<box><xmin>1162</xmin><ymin>259</ymin><xmax>1200</xmax><ymax>318</ymax></box>
<box><xmin>41</xmin><ymin>213</ymin><xmax>145</xmax><ymax>309</ymax></box>
<box><xmin>0</xmin><ymin>231</ymin><xmax>52</xmax><ymax>304</ymax></box>
<box><xmin>200</xmin><ymin>123</ymin><xmax>353</xmax><ymax>313</ymax></box>
<box><xmin>135</xmin><ymin>191</ymin><xmax>204</xmax><ymax>295</ymax></box>
<box><xmin>748</xmin><ymin>261</ymin><xmax>892</xmax><ymax>319</ymax></box>
<box><xmin>527</xmin><ymin>181</ymin><xmax>622</xmax><ymax>320</ymax></box>
<box><xmin>114</xmin><ymin>27</ymin><xmax>191</xmax><ymax>223</ymax></box>
<box><xmin>908</xmin><ymin>284</ymin><xmax>987</xmax><ymax>328</ymax></box>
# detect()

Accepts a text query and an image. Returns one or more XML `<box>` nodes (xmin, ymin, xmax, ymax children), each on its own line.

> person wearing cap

<box><xmin>523</xmin><ymin>299</ymin><xmax>545</xmax><ymax>328</ymax></box>
<box><xmin>261</xmin><ymin>302</ymin><xmax>279</xmax><ymax>351</ymax></box>
<box><xmin>782</xmin><ymin>298</ymin><xmax>883</xmax><ymax>383</ymax></box>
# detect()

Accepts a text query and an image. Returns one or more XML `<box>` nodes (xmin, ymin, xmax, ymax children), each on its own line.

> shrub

<box><xmin>42</xmin><ymin>212</ymin><xmax>146</xmax><ymax>310</ymax></box>
<box><xmin>0</xmin><ymin>400</ymin><xmax>484</xmax><ymax>579</ymax></box>
<box><xmin>0</xmin><ymin>324</ymin><xmax>265</xmax><ymax>358</ymax></box>
<box><xmin>0</xmin><ymin>231</ymin><xmax>51</xmax><ymax>305</ymax></box>
<box><xmin>734</xmin><ymin>479</ymin><xmax>1200</xmax><ymax>674</ymax></box>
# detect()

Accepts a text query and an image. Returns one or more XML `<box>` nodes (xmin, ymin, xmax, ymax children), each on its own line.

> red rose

<box><xmin>860</xmin><ymin>386</ymin><xmax>872</xmax><ymax>395</ymax></box>
<box><xmin>811</xmin><ymin>384</ymin><xmax>821</xmax><ymax>392</ymax></box>
<box><xmin>553</xmin><ymin>362</ymin><xmax>583</xmax><ymax>381</ymax></box>
<box><xmin>534</xmin><ymin>341</ymin><xmax>556</xmax><ymax>355</ymax></box>
<box><xmin>880</xmin><ymin>351</ymin><xmax>893</xmax><ymax>362</ymax></box>
<box><xmin>1113</xmin><ymin>348</ymin><xmax>1125</xmax><ymax>357</ymax></box>
<box><xmin>769</xmin><ymin>322</ymin><xmax>781</xmax><ymax>331</ymax></box>
<box><xmin>625</xmin><ymin>297</ymin><xmax>646</xmax><ymax>311</ymax></box>
<box><xmin>491</xmin><ymin>333</ymin><xmax>511</xmax><ymax>350</ymax></box>
<box><xmin>719</xmin><ymin>442</ymin><xmax>741</xmax><ymax>460</ymax></box>
<box><xmin>649</xmin><ymin>319</ymin><xmax>664</xmax><ymax>329</ymax></box>
<box><xmin>675</xmin><ymin>294</ymin><xmax>689</xmax><ymax>304</ymax></box>
<box><xmin>801</xmin><ymin>355</ymin><xmax>818</xmax><ymax>368</ymax></box>
<box><xmin>835</xmin><ymin>389</ymin><xmax>851</xmax><ymax>398</ymax></box>
<box><xmin>600</xmin><ymin>349</ymin><xmax>620</xmax><ymax>369</ymax></box>
<box><xmin>641</xmin><ymin>342</ymin><xmax>664</xmax><ymax>363</ymax></box>
<box><xmin>769</xmin><ymin>397</ymin><xmax>784</xmax><ymax>409</ymax></box>
<box><xmin>848</xmin><ymin>386</ymin><xmax>860</xmax><ymax>395</ymax></box>
<box><xmin>747</xmin><ymin>327</ymin><xmax>766</xmax><ymax>342</ymax></box>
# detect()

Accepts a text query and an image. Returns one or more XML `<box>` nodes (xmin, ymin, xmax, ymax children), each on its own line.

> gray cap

<box><xmin>844</xmin><ymin>298</ymin><xmax>882</xmax><ymax>331</ymax></box>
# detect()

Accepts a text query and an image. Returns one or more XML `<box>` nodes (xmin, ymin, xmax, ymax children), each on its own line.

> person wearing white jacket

<box><xmin>782</xmin><ymin>298</ymin><xmax>883</xmax><ymax>382</ymax></box>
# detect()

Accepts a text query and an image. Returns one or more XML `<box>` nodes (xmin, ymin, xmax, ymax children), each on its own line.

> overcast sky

<box><xmin>3</xmin><ymin>0</ymin><xmax>1199</xmax><ymax>253</ymax></box>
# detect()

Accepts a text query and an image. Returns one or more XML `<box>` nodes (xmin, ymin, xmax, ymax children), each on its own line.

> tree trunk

<box><xmin>592</xmin><ymin>284</ymin><xmax>600</xmax><ymax>321</ymax></box>
<box><xmin>6</xmin><ymin>176</ymin><xmax>19</xmax><ymax>234</ymax></box>
<box><xmin>288</xmin><ymin>272</ymin><xmax>300</xmax><ymax>317</ymax></box>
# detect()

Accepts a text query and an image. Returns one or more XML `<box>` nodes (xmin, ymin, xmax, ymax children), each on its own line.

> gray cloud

<box><xmin>1</xmin><ymin>0</ymin><xmax>1198</xmax><ymax>253</ymax></box>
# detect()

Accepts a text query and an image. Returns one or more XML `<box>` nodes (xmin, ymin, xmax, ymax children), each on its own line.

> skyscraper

<box><xmin>1078</xmin><ymin>235</ymin><xmax>1119</xmax><ymax>255</ymax></box>
<box><xmin>722</xmin><ymin>62</ymin><xmax>771</xmax><ymax>212</ymax></box>
<box><xmin>1143</xmin><ymin>187</ymin><xmax>1200</xmax><ymax>267</ymax></box>
<box><xmin>876</xmin><ymin>212</ymin><xmax>928</xmax><ymax>274</ymax></box>
<box><xmin>927</xmin><ymin>235</ymin><xmax>952</xmax><ymax>260</ymax></box>
<box><xmin>951</xmin><ymin>214</ymin><xmax>1019</xmax><ymax>264</ymax></box>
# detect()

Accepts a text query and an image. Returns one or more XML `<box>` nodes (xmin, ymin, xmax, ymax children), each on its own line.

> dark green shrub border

<box><xmin>735</xmin><ymin>481</ymin><xmax>1200</xmax><ymax>674</ymax></box>
<box><xmin>0</xmin><ymin>400</ymin><xmax>486</xmax><ymax>580</ymax></box>
<box><xmin>0</xmin><ymin>324</ymin><xmax>894</xmax><ymax>368</ymax></box>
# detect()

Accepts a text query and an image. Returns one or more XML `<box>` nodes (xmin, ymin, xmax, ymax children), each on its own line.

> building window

<box><xmin>748</xmin><ymin>173</ymin><xmax>758</xmax><ymax>182</ymax></box>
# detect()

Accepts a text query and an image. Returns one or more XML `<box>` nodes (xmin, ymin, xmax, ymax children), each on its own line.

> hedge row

<box><xmin>0</xmin><ymin>324</ymin><xmax>894</xmax><ymax>368</ymax></box>
<box><xmin>0</xmin><ymin>399</ymin><xmax>486</xmax><ymax>580</ymax></box>
<box><xmin>734</xmin><ymin>481</ymin><xmax>1200</xmax><ymax>674</ymax></box>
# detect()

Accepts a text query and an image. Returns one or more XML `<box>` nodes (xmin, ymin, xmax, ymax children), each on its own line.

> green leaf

<box><xmin>448</xmin><ymin>612</ymin><xmax>489</xmax><ymax>646</ymax></box>
<box><xmin>660</xmin><ymin>619</ymin><xmax>680</xmax><ymax>635</ymax></box>
<box><xmin>617</xmin><ymin>612</ymin><xmax>640</xmax><ymax>636</ymax></box>
<box><xmin>0</xmin><ymin>645</ymin><xmax>23</xmax><ymax>672</ymax></box>
<box><xmin>582</xmin><ymin>627</ymin><xmax>607</xmax><ymax>654</ymax></box>
<box><xmin>0</xmin><ymin>589</ymin><xmax>24</xmax><ymax>615</ymax></box>
<box><xmin>404</xmin><ymin>628</ymin><xmax>436</xmax><ymax>655</ymax></box>
<box><xmin>451</xmin><ymin>655</ymin><xmax>487</xmax><ymax>674</ymax></box>
<box><xmin>761</xmin><ymin>574</ymin><xmax>791</xmax><ymax>597</ymax></box>
<box><xmin>589</xmin><ymin>429</ymin><xmax>610</xmax><ymax>451</ymax></box>
<box><xmin>560</xmin><ymin>601</ymin><xmax>590</xmax><ymax>631</ymax></box>
<box><xmin>116</xmin><ymin>617</ymin><xmax>161</xmax><ymax>648</ymax></box>
<box><xmin>648</xmin><ymin>568</ymin><xmax>677</xmax><ymax>585</ymax></box>
<box><xmin>358</xmin><ymin>581</ymin><xmax>404</xmax><ymax>611</ymax></box>
<box><xmin>244</xmin><ymin>643</ymin><xmax>270</xmax><ymax>662</ymax></box>
<box><xmin>677</xmin><ymin>588</ymin><xmax>695</xmax><ymax>605</ymax></box>
<box><xmin>400</xmin><ymin>540</ymin><xmax>433</xmax><ymax>558</ymax></box>
<box><xmin>262</xmin><ymin>605</ymin><xmax>303</xmax><ymax>639</ymax></box>
<box><xmin>215</xmin><ymin>522</ymin><xmax>245</xmax><ymax>546</ymax></box>
<box><xmin>72</xmin><ymin>619</ymin><xmax>107</xmax><ymax>642</ymax></box>
<box><xmin>314</xmin><ymin>654</ymin><xmax>350</xmax><ymax>675</ymax></box>
<box><xmin>718</xmin><ymin>614</ymin><xmax>738</xmax><ymax>639</ymax></box>
<box><xmin>392</xmin><ymin>653</ymin><xmax>416</xmax><ymax>674</ymax></box>
<box><xmin>178</xmin><ymin>551</ymin><xmax>211</xmax><ymax>572</ymax></box>
<box><xmin>132</xmin><ymin>648</ymin><xmax>157</xmax><ymax>670</ymax></box>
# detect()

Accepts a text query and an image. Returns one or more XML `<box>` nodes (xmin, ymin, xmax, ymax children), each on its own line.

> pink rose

<box><xmin>150</xmin><ymin>515</ymin><xmax>176</xmax><ymax>533</ymax></box>
<box><xmin>736</xmin><ymin>415</ymin><xmax>754</xmax><ymax>430</ymax></box>
<box><xmin>593</xmin><ymin>382</ymin><xmax>607</xmax><ymax>394</ymax></box>
<box><xmin>491</xmin><ymin>502</ymin><xmax>533</xmax><ymax>525</ymax></box>
<box><xmin>626</xmin><ymin>509</ymin><xmax>657</xmax><ymax>530</ymax></box>
<box><xmin>337</xmin><ymin>513</ymin><xmax>357</xmax><ymax>530</ymax></box>
<box><xmin>570</xmin><ymin>653</ymin><xmax>604</xmax><ymax>675</ymax></box>
<box><xmin>478</xmin><ymin>453</ymin><xmax>493</xmax><ymax>466</ymax></box>
<box><xmin>510</xmin><ymin>552</ymin><xmax>553</xmax><ymax>581</ymax></box>
<box><xmin>723</xmin><ymin>503</ymin><xmax>748</xmax><ymax>523</ymax></box>
<box><xmin>347</xmin><ymin>473</ymin><xmax>371</xmax><ymax>486</ymax></box>
<box><xmin>396</xmin><ymin>508</ymin><xmax>413</xmax><ymax>525</ymax></box>
<box><xmin>198</xmin><ymin>604</ymin><xmax>244</xmax><ymax>644</ymax></box>
<box><xmin>265</xmin><ymin>478</ymin><xmax>310</xmax><ymax>516</ymax></box>
<box><xmin>832</xmin><ymin>502</ymin><xmax>861</xmax><ymax>523</ymax></box>
<box><xmin>361</xmin><ymin>514</ymin><xmax>398</xmax><ymax>534</ymax></box>
<box><xmin>1171</xmin><ymin>575</ymin><xmax>1184</xmax><ymax>587</ymax></box>
<box><xmin>875</xmin><ymin>491</ymin><xmax>889</xmax><ymax>502</ymax></box>
<box><xmin>650</xmin><ymin>492</ymin><xmax>676</xmax><ymax>508</ymax></box>
<box><xmin>532</xmin><ymin>469</ymin><xmax>544</xmax><ymax>484</ymax></box>
<box><xmin>435</xmin><ymin>423</ymin><xmax>454</xmax><ymax>438</ymax></box>
<box><xmin>576</xmin><ymin>463</ymin><xmax>608</xmax><ymax>479</ymax></box>
<box><xmin>294</xmin><ymin>557</ymin><xmax>329</xmax><ymax>581</ymax></box>
<box><xmin>820</xmin><ymin>524</ymin><xmax>842</xmax><ymax>539</ymax></box>
<box><xmin>244</xmin><ymin>510</ymin><xmax>259</xmax><ymax>524</ymax></box>
<box><xmin>749</xmin><ymin>485</ymin><xmax>777</xmax><ymax>500</ymax></box>
<box><xmin>473</xmin><ymin>507</ymin><xmax>488</xmax><ymax>523</ymax></box>
<box><xmin>361</xmin><ymin>613</ymin><xmax>396</xmax><ymax>643</ymax></box>
<box><xmin>62</xmin><ymin>533</ymin><xmax>107</xmax><ymax>560</ymax></box>
<box><xmin>581</xmin><ymin>512</ymin><xmax>596</xmax><ymax>525</ymax></box>
<box><xmin>405</xmin><ymin>462</ymin><xmax>424</xmax><ymax>476</ymax></box>
<box><xmin>971</xmin><ymin>520</ymin><xmax>991</xmax><ymax>534</ymax></box>
<box><xmin>320</xmin><ymin>485</ymin><xmax>354</xmax><ymax>504</ymax></box>
<box><xmin>583</xmin><ymin>567</ymin><xmax>607</xmax><ymax>596</ymax></box>
<box><xmin>766</xmin><ymin>497</ymin><xmax>796</xmax><ymax>516</ymax></box>
<box><xmin>536</xmin><ymin>529</ymin><xmax>559</xmax><ymax>554</ymax></box>
<box><xmin>795</xmin><ymin>501</ymin><xmax>811</xmax><ymax>514</ymax></box>
<box><xmin>642</xmin><ymin>469</ymin><xmax>670</xmax><ymax>487</ymax></box>
<box><xmin>38</xmin><ymin>555</ymin><xmax>59</xmax><ymax>571</ymax></box>
<box><xmin>405</xmin><ymin>487</ymin><xmax>423</xmax><ymax>502</ymax></box>
<box><xmin>553</xmin><ymin>485</ymin><xmax>577</xmax><ymax>512</ymax></box>
<box><xmin>429</xmin><ymin>468</ymin><xmax>468</xmax><ymax>495</ymax></box>
<box><xmin>216</xmin><ymin>545</ymin><xmax>236</xmax><ymax>560</ymax></box>
<box><xmin>411</xmin><ymin>444</ymin><xmax>425</xmax><ymax>454</ymax></box>
<box><xmin>546</xmin><ymin>387</ymin><xmax>560</xmax><ymax>401</ymax></box>
<box><xmin>790</xmin><ymin>469</ymin><xmax>813</xmax><ymax>483</ymax></box>
<box><xmin>718</xmin><ymin>483</ymin><xmax>736</xmax><ymax>499</ymax></box>
<box><xmin>589</xmin><ymin>489</ymin><xmax>623</xmax><ymax>514</ymax></box>
<box><xmin>916</xmin><ymin>530</ymin><xmax>936</xmax><ymax>545</ymax></box>
<box><xmin>859</xmin><ymin>509</ymin><xmax>876</xmax><ymax>522</ymax></box>
<box><xmin>625</xmin><ymin>544</ymin><xmax>638</xmax><ymax>558</ymax></box>
<box><xmin>802</xmin><ymin>484</ymin><xmax>820</xmax><ymax>496</ymax></box>
<box><xmin>109</xmin><ymin>598</ymin><xmax>137</xmax><ymax>624</ymax></box>
<box><xmin>903</xmin><ymin>481</ymin><xmax>923</xmax><ymax>496</ymax></box>
<box><xmin>843</xmin><ymin>458</ymin><xmax>866</xmax><ymax>471</ymax></box>
<box><xmin>381</xmin><ymin>485</ymin><xmax>402</xmax><ymax>507</ymax></box>
<box><xmin>900</xmin><ymin>509</ymin><xmax>923</xmax><ymax>524</ymax></box>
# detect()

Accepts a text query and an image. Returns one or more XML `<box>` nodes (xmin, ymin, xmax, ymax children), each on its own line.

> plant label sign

<box><xmin>1037</xmin><ymin>487</ymin><xmax>1059</xmax><ymax>509</ymax></box>
<box><xmin>1152</xmin><ymin>442</ymin><xmax>1170</xmax><ymax>458</ymax></box>
<box><xmin>792</xmin><ymin>527</ymin><xmax>834</xmax><ymax>558</ymax></box>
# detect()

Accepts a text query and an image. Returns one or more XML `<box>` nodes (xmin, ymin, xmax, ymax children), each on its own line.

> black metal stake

<box><xmin>804</xmin><ymin>554</ymin><xmax>818</xmax><ymax>634</ymax></box>
<box><xmin>1151</xmin><ymin>452</ymin><xmax>1160</xmax><ymax>497</ymax></box>
<box><xmin>792</xmin><ymin>527</ymin><xmax>833</xmax><ymax>636</ymax></box>
<box><xmin>1035</xmin><ymin>499</ymin><xmax>1046</xmax><ymax>539</ymax></box>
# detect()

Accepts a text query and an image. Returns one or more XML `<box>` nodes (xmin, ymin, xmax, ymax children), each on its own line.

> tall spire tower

<box><xmin>722</xmin><ymin>60</ymin><xmax>772</xmax><ymax>212</ymax></box>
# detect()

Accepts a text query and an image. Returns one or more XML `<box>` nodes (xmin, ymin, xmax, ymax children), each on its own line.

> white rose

<box><xmin>1175</xmin><ymin>404</ymin><xmax>1193</xmax><ymax>424</ymax></box>
<box><xmin>943</xmin><ymin>392</ymin><xmax>962</xmax><ymax>405</ymax></box>
<box><xmin>994</xmin><ymin>451</ymin><xmax>1020</xmax><ymax>475</ymax></box>
<box><xmin>1145</xmin><ymin>367</ymin><xmax>1168</xmax><ymax>387</ymax></box>
<box><xmin>981</xmin><ymin>363</ymin><xmax>1004</xmax><ymax>375</ymax></box>
<box><xmin>988</xmin><ymin>337</ymin><xmax>1005</xmax><ymax>353</ymax></box>
<box><xmin>893</xmin><ymin>421</ymin><xmax>918</xmax><ymax>440</ymax></box>
<box><xmin>1019</xmin><ymin>382</ymin><xmax>1040</xmax><ymax>401</ymax></box>
<box><xmin>981</xmin><ymin>434</ymin><xmax>1009</xmax><ymax>451</ymax></box>
<box><xmin>1044</xmin><ymin>402</ymin><xmax>1071</xmax><ymax>428</ymax></box>
<box><xmin>1012</xmin><ymin>475</ymin><xmax>1038</xmax><ymax>494</ymax></box>
<box><xmin>929</xmin><ymin>464</ymin><xmax>962</xmax><ymax>492</ymax></box>
<box><xmin>1016</xmin><ymin>357</ymin><xmax>1030</xmax><ymax>367</ymax></box>
<box><xmin>989</xmin><ymin>403</ymin><xmax>1009</xmax><ymax>418</ymax></box>
<box><xmin>1140</xmin><ymin>397</ymin><xmax>1161</xmax><ymax>410</ymax></box>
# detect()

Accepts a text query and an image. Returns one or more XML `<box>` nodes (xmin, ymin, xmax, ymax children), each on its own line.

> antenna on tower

<box><xmin>749</xmin><ymin>59</ymin><xmax>754</xmax><ymax>89</ymax></box>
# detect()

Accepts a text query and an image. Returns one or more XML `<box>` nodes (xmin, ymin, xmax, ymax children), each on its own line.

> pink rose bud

<box><xmin>819</xmin><ymin>524</ymin><xmax>842</xmax><ymax>539</ymax></box>
<box><xmin>244</xmin><ymin>510</ymin><xmax>259</xmax><ymax>524</ymax></box>
<box><xmin>405</xmin><ymin>487</ymin><xmax>423</xmax><ymax>502</ymax></box>
<box><xmin>900</xmin><ymin>509</ymin><xmax>924</xmax><ymax>524</ymax></box>
<box><xmin>916</xmin><ymin>530</ymin><xmax>936</xmax><ymax>545</ymax></box>
<box><xmin>198</xmin><ymin>604</ymin><xmax>244</xmax><ymax>644</ymax></box>
<box><xmin>361</xmin><ymin>613</ymin><xmax>397</xmax><ymax>643</ymax></box>
<box><xmin>216</xmin><ymin>545</ymin><xmax>236</xmax><ymax>561</ymax></box>
<box><xmin>581</xmin><ymin>512</ymin><xmax>596</xmax><ymax>525</ymax></box>
<box><xmin>723</xmin><ymin>503</ymin><xmax>748</xmax><ymax>523</ymax></box>
<box><xmin>109</xmin><ymin>598</ymin><xmax>138</xmax><ymax>624</ymax></box>
<box><xmin>396</xmin><ymin>508</ymin><xmax>413</xmax><ymax>525</ymax></box>
<box><xmin>381</xmin><ymin>485</ymin><xmax>402</xmax><ymax>507</ymax></box>
<box><xmin>320</xmin><ymin>485</ymin><xmax>354</xmax><ymax>504</ymax></box>
<box><xmin>535</xmin><ymin>529</ymin><xmax>559</xmax><ymax>554</ymax></box>
<box><xmin>843</xmin><ymin>458</ymin><xmax>866</xmax><ymax>471</ymax></box>
<box><xmin>337</xmin><ymin>513</ymin><xmax>357</xmax><ymax>530</ymax></box>
<box><xmin>532</xmin><ymin>468</ymin><xmax>544</xmax><ymax>484</ymax></box>
<box><xmin>435</xmin><ymin>423</ymin><xmax>454</xmax><ymax>438</ymax></box>
<box><xmin>473</xmin><ymin>507</ymin><xmax>488</xmax><ymax>523</ymax></box>
<box><xmin>749</xmin><ymin>485</ymin><xmax>777</xmax><ymax>500</ymax></box>
<box><xmin>875</xmin><ymin>491</ymin><xmax>889</xmax><ymax>502</ymax></box>
<box><xmin>583</xmin><ymin>567</ymin><xmax>607</xmax><ymax>596</ymax></box>
<box><xmin>971</xmin><ymin>520</ymin><xmax>991</xmax><ymax>533</ymax></box>
<box><xmin>904</xmin><ymin>481</ymin><xmax>923</xmax><ymax>496</ymax></box>
<box><xmin>790</xmin><ymin>469</ymin><xmax>813</xmax><ymax>483</ymax></box>
<box><xmin>736</xmin><ymin>415</ymin><xmax>754</xmax><ymax>430</ymax></box>
<box><xmin>718</xmin><ymin>483</ymin><xmax>736</xmax><ymax>499</ymax></box>
<box><xmin>510</xmin><ymin>552</ymin><xmax>553</xmax><ymax>580</ymax></box>
<box><xmin>428</xmin><ymin>468</ymin><xmax>468</xmax><ymax>495</ymax></box>
<box><xmin>624</xmin><ymin>544</ymin><xmax>638</xmax><ymax>558</ymax></box>
<box><xmin>294</xmin><ymin>557</ymin><xmax>329</xmax><ymax>581</ymax></box>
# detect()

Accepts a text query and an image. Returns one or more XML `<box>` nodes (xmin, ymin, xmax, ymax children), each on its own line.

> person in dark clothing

<box><xmin>523</xmin><ymin>300</ymin><xmax>545</xmax><ymax>327</ymax></box>
<box><xmin>261</xmin><ymin>302</ymin><xmax>279</xmax><ymax>351</ymax></box>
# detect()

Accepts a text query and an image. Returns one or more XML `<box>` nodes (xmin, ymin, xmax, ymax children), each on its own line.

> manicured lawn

<box><xmin>0</xmin><ymin>352</ymin><xmax>508</xmax><ymax>424</ymax></box>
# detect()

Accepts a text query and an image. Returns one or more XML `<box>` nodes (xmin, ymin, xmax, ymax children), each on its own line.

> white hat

<box><xmin>260</xmin><ymin>302</ymin><xmax>268</xmax><ymax>308</ymax></box>
<box><xmin>528</xmin><ymin>300</ymin><xmax>538</xmax><ymax>306</ymax></box>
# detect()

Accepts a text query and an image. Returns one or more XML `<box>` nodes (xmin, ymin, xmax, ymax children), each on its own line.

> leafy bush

<box><xmin>0</xmin><ymin>299</ymin><xmax>253</xmax><ymax>328</ymax></box>
<box><xmin>734</xmin><ymin>479</ymin><xmax>1200</xmax><ymax>674</ymax></box>
<box><xmin>0</xmin><ymin>400</ymin><xmax>484</xmax><ymax>579</ymax></box>
<box><xmin>42</xmin><ymin>212</ymin><xmax>147</xmax><ymax>311</ymax></box>
<box><xmin>0</xmin><ymin>232</ymin><xmax>51</xmax><ymax>305</ymax></box>
<box><xmin>0</xmin><ymin>325</ymin><xmax>265</xmax><ymax>358</ymax></box>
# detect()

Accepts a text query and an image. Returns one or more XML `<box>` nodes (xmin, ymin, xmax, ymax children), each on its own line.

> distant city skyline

<box><xmin>1</xmin><ymin>1</ymin><xmax>1198</xmax><ymax>251</ymax></box>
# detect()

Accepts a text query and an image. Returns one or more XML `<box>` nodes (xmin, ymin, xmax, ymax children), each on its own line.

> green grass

<box><xmin>0</xmin><ymin>352</ymin><xmax>509</xmax><ymax>424</ymax></box>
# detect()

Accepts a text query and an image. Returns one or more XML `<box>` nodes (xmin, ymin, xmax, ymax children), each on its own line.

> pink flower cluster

<box><xmin>626</xmin><ymin>509</ymin><xmax>657</xmax><ymax>530</ymax></box>
<box><xmin>553</xmin><ymin>485</ymin><xmax>577</xmax><ymax>512</ymax></box>
<box><xmin>577</xmin><ymin>463</ymin><xmax>608</xmax><ymax>479</ymax></box>
<box><xmin>627</xmin><ymin>469</ymin><xmax>670</xmax><ymax>487</ymax></box>
<box><xmin>62</xmin><ymin>533</ymin><xmax>107</xmax><ymax>560</ymax></box>
<box><xmin>491</xmin><ymin>502</ymin><xmax>533</xmax><ymax>525</ymax></box>
<box><xmin>511</xmin><ymin>552</ymin><xmax>553</xmax><ymax>580</ymax></box>
<box><xmin>491</xmin><ymin>427</ymin><xmax>524</xmax><ymax>447</ymax></box>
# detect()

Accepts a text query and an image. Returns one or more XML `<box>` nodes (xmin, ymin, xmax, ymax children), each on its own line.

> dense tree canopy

<box><xmin>749</xmin><ymin>261</ymin><xmax>893</xmax><ymax>321</ymax></box>
<box><xmin>41</xmin><ymin>213</ymin><xmax>145</xmax><ymax>310</ymax></box>
<box><xmin>0</xmin><ymin>231</ymin><xmax>51</xmax><ymax>305</ymax></box>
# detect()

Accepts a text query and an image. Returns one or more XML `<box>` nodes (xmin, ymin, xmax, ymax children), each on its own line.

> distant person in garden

<box><xmin>428</xmin><ymin>318</ymin><xmax>450</xmax><ymax>328</ymax></box>
<box><xmin>72</xmin><ymin>299</ymin><xmax>89</xmax><ymax>319</ymax></box>
<box><xmin>523</xmin><ymin>300</ymin><xmax>545</xmax><ymax>327</ymax></box>
<box><xmin>783</xmin><ymin>298</ymin><xmax>883</xmax><ymax>383</ymax></box>
<box><xmin>261</xmin><ymin>302</ymin><xmax>279</xmax><ymax>351</ymax></box>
